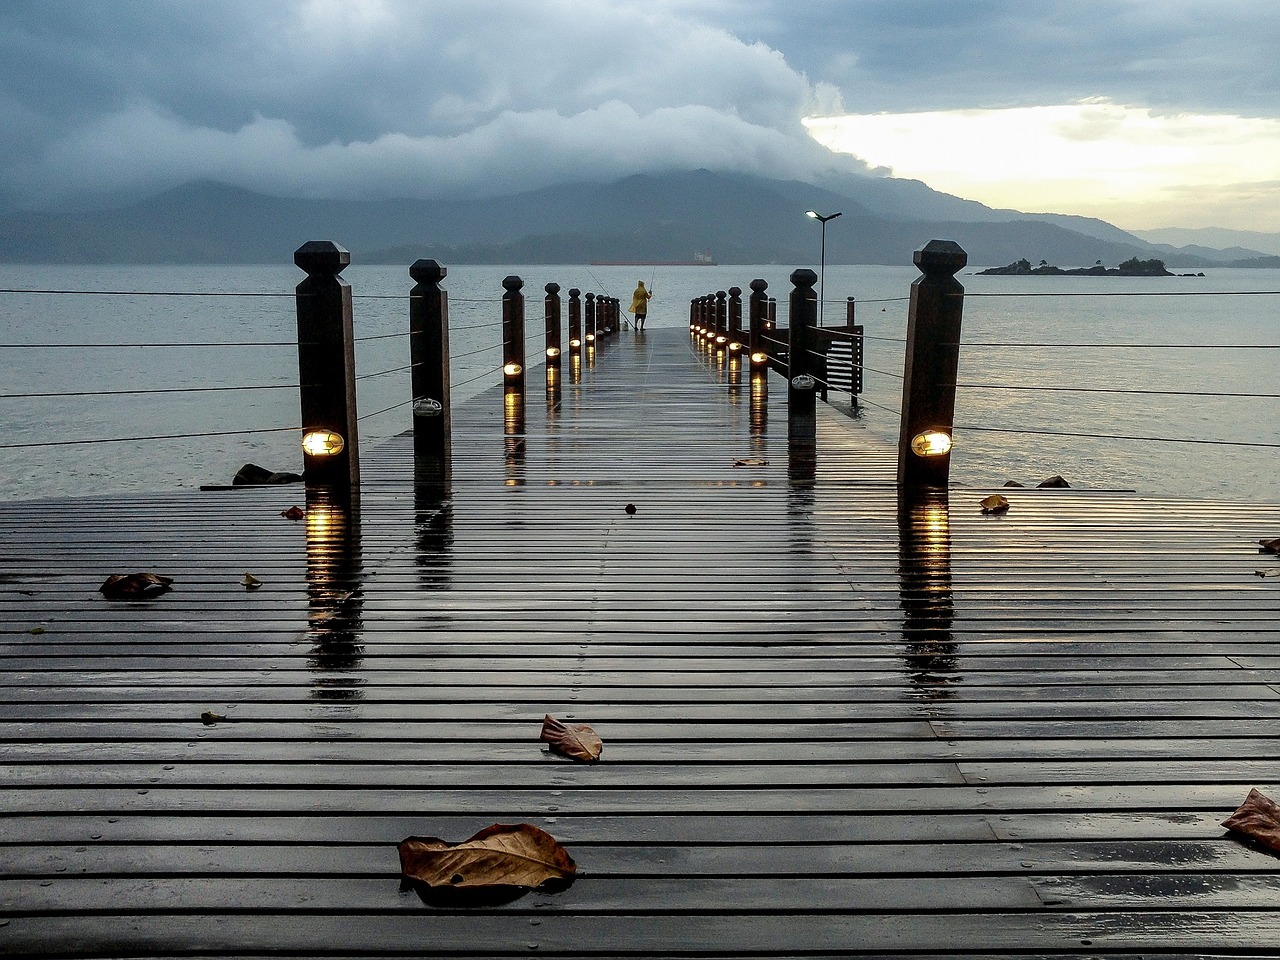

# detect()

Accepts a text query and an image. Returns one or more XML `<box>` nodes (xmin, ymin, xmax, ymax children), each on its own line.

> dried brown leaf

<box><xmin>1222</xmin><ymin>788</ymin><xmax>1280</xmax><ymax>855</ymax></box>
<box><xmin>200</xmin><ymin>710</ymin><xmax>226</xmax><ymax>725</ymax></box>
<box><xmin>732</xmin><ymin>457</ymin><xmax>768</xmax><ymax>467</ymax></box>
<box><xmin>99</xmin><ymin>572</ymin><xmax>174</xmax><ymax>600</ymax></box>
<box><xmin>241</xmin><ymin>573</ymin><xmax>263</xmax><ymax>590</ymax></box>
<box><xmin>1259</xmin><ymin>537</ymin><xmax>1280</xmax><ymax>554</ymax></box>
<box><xmin>281</xmin><ymin>506</ymin><xmax>305</xmax><ymax>520</ymax></box>
<box><xmin>398</xmin><ymin>823</ymin><xmax>577</xmax><ymax>891</ymax></box>
<box><xmin>540</xmin><ymin>714</ymin><xmax>603</xmax><ymax>762</ymax></box>
<box><xmin>979</xmin><ymin>494</ymin><xmax>1010</xmax><ymax>515</ymax></box>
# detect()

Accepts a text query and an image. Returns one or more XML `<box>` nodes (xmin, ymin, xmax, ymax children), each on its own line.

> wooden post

<box><xmin>787</xmin><ymin>268</ymin><xmax>818</xmax><ymax>445</ymax></box>
<box><xmin>409</xmin><ymin>258</ymin><xmax>451</xmax><ymax>484</ymax></box>
<box><xmin>898</xmin><ymin>240</ymin><xmax>967</xmax><ymax>490</ymax></box>
<box><xmin>502</xmin><ymin>275</ymin><xmax>526</xmax><ymax>400</ymax></box>
<box><xmin>689</xmin><ymin>298</ymin><xmax>697</xmax><ymax>336</ymax></box>
<box><xmin>767</xmin><ymin>297</ymin><xmax>777</xmax><ymax>330</ymax></box>
<box><xmin>568</xmin><ymin>288</ymin><xmax>582</xmax><ymax>353</ymax></box>
<box><xmin>294</xmin><ymin>240</ymin><xmax>359</xmax><ymax>505</ymax></box>
<box><xmin>748</xmin><ymin>278</ymin><xmax>768</xmax><ymax>369</ymax></box>
<box><xmin>848</xmin><ymin>296</ymin><xmax>864</xmax><ymax>407</ymax></box>
<box><xmin>585</xmin><ymin>292</ymin><xmax>596</xmax><ymax>345</ymax></box>
<box><xmin>715</xmin><ymin>290</ymin><xmax>727</xmax><ymax>344</ymax></box>
<box><xmin>544</xmin><ymin>282</ymin><xmax>562</xmax><ymax>368</ymax></box>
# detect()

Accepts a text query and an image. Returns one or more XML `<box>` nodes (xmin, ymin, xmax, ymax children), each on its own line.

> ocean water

<box><xmin>0</xmin><ymin>261</ymin><xmax>1276</xmax><ymax>503</ymax></box>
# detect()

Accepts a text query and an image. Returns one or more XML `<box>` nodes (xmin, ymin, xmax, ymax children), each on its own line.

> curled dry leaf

<box><xmin>1257</xmin><ymin>569</ymin><xmax>1280</xmax><ymax>579</ymax></box>
<box><xmin>398</xmin><ymin>823</ymin><xmax>576</xmax><ymax>891</ymax></box>
<box><xmin>1222</xmin><ymin>788</ymin><xmax>1280</xmax><ymax>856</ymax></box>
<box><xmin>281</xmin><ymin>506</ymin><xmax>305</xmax><ymax>520</ymax></box>
<box><xmin>979</xmin><ymin>495</ymin><xmax>1010</xmax><ymax>515</ymax></box>
<box><xmin>200</xmin><ymin>710</ymin><xmax>226</xmax><ymax>725</ymax></box>
<box><xmin>1259</xmin><ymin>537</ymin><xmax>1280</xmax><ymax>555</ymax></box>
<box><xmin>540</xmin><ymin>714</ymin><xmax>603</xmax><ymax>762</ymax></box>
<box><xmin>733</xmin><ymin>457</ymin><xmax>769</xmax><ymax>467</ymax></box>
<box><xmin>99</xmin><ymin>573</ymin><xmax>174</xmax><ymax>600</ymax></box>
<box><xmin>241</xmin><ymin>573</ymin><xmax>263</xmax><ymax>590</ymax></box>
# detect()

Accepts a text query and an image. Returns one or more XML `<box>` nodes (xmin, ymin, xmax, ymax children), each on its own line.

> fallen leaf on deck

<box><xmin>1257</xmin><ymin>569</ymin><xmax>1280</xmax><ymax>578</ymax></box>
<box><xmin>979</xmin><ymin>495</ymin><xmax>1010</xmax><ymax>515</ymax></box>
<box><xmin>281</xmin><ymin>506</ymin><xmax>305</xmax><ymax>520</ymax></box>
<box><xmin>540</xmin><ymin>714</ymin><xmax>603</xmax><ymax>762</ymax></box>
<box><xmin>624</xmin><ymin>503</ymin><xmax>637</xmax><ymax>515</ymax></box>
<box><xmin>200</xmin><ymin>710</ymin><xmax>226</xmax><ymax>725</ymax></box>
<box><xmin>1259</xmin><ymin>537</ymin><xmax>1280</xmax><ymax>554</ymax></box>
<box><xmin>241</xmin><ymin>573</ymin><xmax>263</xmax><ymax>590</ymax></box>
<box><xmin>733</xmin><ymin>457</ymin><xmax>769</xmax><ymax>467</ymax></box>
<box><xmin>398</xmin><ymin>823</ymin><xmax>576</xmax><ymax>894</ymax></box>
<box><xmin>99</xmin><ymin>573</ymin><xmax>174</xmax><ymax>600</ymax></box>
<box><xmin>1222</xmin><ymin>788</ymin><xmax>1280</xmax><ymax>855</ymax></box>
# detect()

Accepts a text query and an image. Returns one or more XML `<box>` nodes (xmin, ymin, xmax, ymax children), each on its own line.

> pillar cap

<box><xmin>294</xmin><ymin>240</ymin><xmax>350</xmax><ymax>274</ymax></box>
<box><xmin>502</xmin><ymin>275</ymin><xmax>524</xmax><ymax>292</ymax></box>
<box><xmin>750</xmin><ymin>278</ymin><xmax>768</xmax><ymax>293</ymax></box>
<box><xmin>409</xmin><ymin>259</ymin><xmax>447</xmax><ymax>283</ymax></box>
<box><xmin>545</xmin><ymin>282</ymin><xmax>560</xmax><ymax>294</ymax></box>
<box><xmin>790</xmin><ymin>268</ymin><xmax>818</xmax><ymax>287</ymax></box>
<box><xmin>914</xmin><ymin>239</ymin><xmax>968</xmax><ymax>276</ymax></box>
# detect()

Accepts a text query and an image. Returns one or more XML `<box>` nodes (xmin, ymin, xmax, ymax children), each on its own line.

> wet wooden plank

<box><xmin>2</xmin><ymin>327</ymin><xmax>1280</xmax><ymax>957</ymax></box>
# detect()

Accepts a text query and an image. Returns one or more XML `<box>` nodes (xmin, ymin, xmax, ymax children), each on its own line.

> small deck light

<box><xmin>585</xmin><ymin>333</ymin><xmax>596</xmax><ymax>343</ymax></box>
<box><xmin>714</xmin><ymin>335</ymin><xmax>727</xmax><ymax>346</ymax></box>
<box><xmin>301</xmin><ymin>429</ymin><xmax>345</xmax><ymax>457</ymax></box>
<box><xmin>790</xmin><ymin>374</ymin><xmax>816</xmax><ymax>391</ymax></box>
<box><xmin>412</xmin><ymin>397</ymin><xmax>443</xmax><ymax>418</ymax></box>
<box><xmin>911</xmin><ymin>430</ymin><xmax>953</xmax><ymax>457</ymax></box>
<box><xmin>545</xmin><ymin>346</ymin><xmax>561</xmax><ymax>359</ymax></box>
<box><xmin>750</xmin><ymin>351</ymin><xmax>768</xmax><ymax>366</ymax></box>
<box><xmin>570</xmin><ymin>337</ymin><xmax>582</xmax><ymax>349</ymax></box>
<box><xmin>728</xmin><ymin>341</ymin><xmax>742</xmax><ymax>353</ymax></box>
<box><xmin>503</xmin><ymin>361</ymin><xmax>523</xmax><ymax>377</ymax></box>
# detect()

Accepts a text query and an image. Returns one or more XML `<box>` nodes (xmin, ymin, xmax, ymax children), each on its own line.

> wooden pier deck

<box><xmin>3</xmin><ymin>327</ymin><xmax>1280</xmax><ymax>957</ymax></box>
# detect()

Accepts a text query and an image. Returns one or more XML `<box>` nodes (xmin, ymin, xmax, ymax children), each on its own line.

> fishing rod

<box><xmin>584</xmin><ymin>265</ymin><xmax>632</xmax><ymax>329</ymax></box>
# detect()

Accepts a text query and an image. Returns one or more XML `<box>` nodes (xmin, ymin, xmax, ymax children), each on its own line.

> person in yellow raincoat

<box><xmin>629</xmin><ymin>280</ymin><xmax>653</xmax><ymax>331</ymax></box>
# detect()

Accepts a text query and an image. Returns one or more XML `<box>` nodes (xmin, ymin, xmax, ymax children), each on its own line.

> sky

<box><xmin>1</xmin><ymin>0</ymin><xmax>1277</xmax><ymax>232</ymax></box>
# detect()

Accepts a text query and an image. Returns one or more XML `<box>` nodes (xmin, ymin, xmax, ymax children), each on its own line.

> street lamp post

<box><xmin>805</xmin><ymin>210</ymin><xmax>842</xmax><ymax>325</ymax></box>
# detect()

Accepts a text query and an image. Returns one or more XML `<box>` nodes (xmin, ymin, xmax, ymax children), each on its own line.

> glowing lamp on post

<box><xmin>729</xmin><ymin>341</ymin><xmax>742</xmax><ymax>353</ymax></box>
<box><xmin>750</xmin><ymin>351</ymin><xmax>768</xmax><ymax>367</ymax></box>
<box><xmin>585</xmin><ymin>333</ymin><xmax>595</xmax><ymax>344</ymax></box>
<box><xmin>911</xmin><ymin>430</ymin><xmax>953</xmax><ymax>458</ymax></box>
<box><xmin>302</xmin><ymin>429</ymin><xmax>345</xmax><ymax>457</ymax></box>
<box><xmin>545</xmin><ymin>346</ymin><xmax>561</xmax><ymax>360</ymax></box>
<box><xmin>569</xmin><ymin>337</ymin><xmax>582</xmax><ymax>350</ymax></box>
<box><xmin>503</xmin><ymin>361</ymin><xmax>523</xmax><ymax>378</ymax></box>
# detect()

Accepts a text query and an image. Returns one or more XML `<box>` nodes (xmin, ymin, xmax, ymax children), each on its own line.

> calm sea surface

<box><xmin>0</xmin><ymin>262</ymin><xmax>1276</xmax><ymax>503</ymax></box>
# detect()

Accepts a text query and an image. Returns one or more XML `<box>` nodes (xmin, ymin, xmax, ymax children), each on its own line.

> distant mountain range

<box><xmin>1</xmin><ymin>169</ymin><xmax>1276</xmax><ymax>268</ymax></box>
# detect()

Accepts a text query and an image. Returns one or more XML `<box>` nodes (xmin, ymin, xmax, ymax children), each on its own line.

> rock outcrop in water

<box><xmin>979</xmin><ymin>257</ymin><xmax>1177</xmax><ymax>276</ymax></box>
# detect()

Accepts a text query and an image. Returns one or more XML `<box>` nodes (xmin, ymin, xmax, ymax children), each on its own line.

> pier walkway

<box><xmin>3</xmin><ymin>327</ymin><xmax>1280</xmax><ymax>957</ymax></box>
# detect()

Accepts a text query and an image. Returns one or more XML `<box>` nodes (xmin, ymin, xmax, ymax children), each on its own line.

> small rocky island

<box><xmin>978</xmin><ymin>257</ymin><xmax>1180</xmax><ymax>276</ymax></box>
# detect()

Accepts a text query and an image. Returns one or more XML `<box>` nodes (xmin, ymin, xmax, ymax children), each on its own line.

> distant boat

<box><xmin>591</xmin><ymin>250</ymin><xmax>717</xmax><ymax>266</ymax></box>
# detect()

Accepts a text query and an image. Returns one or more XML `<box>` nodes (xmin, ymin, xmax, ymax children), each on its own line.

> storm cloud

<box><xmin>1</xmin><ymin>0</ymin><xmax>1276</xmax><ymax>214</ymax></box>
<box><xmin>0</xmin><ymin>0</ymin><xmax>858</xmax><ymax>208</ymax></box>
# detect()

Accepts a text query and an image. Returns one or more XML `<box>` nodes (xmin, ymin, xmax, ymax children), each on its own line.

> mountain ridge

<box><xmin>0</xmin><ymin>170</ymin><xmax>1271</xmax><ymax>267</ymax></box>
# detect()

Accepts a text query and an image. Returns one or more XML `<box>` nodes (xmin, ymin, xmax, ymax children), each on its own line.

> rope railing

<box><xmin>951</xmin><ymin>382</ymin><xmax>1280</xmax><ymax>400</ymax></box>
<box><xmin>0</xmin><ymin>381</ymin><xmax>304</xmax><ymax>400</ymax></box>
<box><xmin>0</xmin><ymin>424</ymin><xmax>301</xmax><ymax>450</ymax></box>
<box><xmin>955</xmin><ymin>422</ymin><xmax>1280</xmax><ymax>450</ymax></box>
